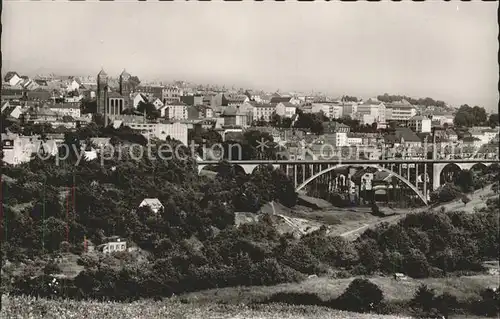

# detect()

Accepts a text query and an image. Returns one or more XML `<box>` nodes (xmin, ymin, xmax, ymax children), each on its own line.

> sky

<box><xmin>2</xmin><ymin>1</ymin><xmax>498</xmax><ymax>111</ymax></box>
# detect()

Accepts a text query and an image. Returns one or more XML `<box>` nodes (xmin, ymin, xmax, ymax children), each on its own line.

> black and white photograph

<box><xmin>1</xmin><ymin>1</ymin><xmax>499</xmax><ymax>318</ymax></box>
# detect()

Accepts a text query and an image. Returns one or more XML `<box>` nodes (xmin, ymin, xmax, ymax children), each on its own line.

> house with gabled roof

<box><xmin>2</xmin><ymin>104</ymin><xmax>23</xmax><ymax>119</ymax></box>
<box><xmin>4</xmin><ymin>72</ymin><xmax>22</xmax><ymax>86</ymax></box>
<box><xmin>139</xmin><ymin>198</ymin><xmax>164</xmax><ymax>213</ymax></box>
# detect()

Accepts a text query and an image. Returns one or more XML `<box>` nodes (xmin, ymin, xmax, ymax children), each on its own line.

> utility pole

<box><xmin>42</xmin><ymin>177</ymin><xmax>46</xmax><ymax>253</ymax></box>
<box><xmin>103</xmin><ymin>85</ymin><xmax>109</xmax><ymax>128</ymax></box>
<box><xmin>423</xmin><ymin>136</ymin><xmax>428</xmax><ymax>200</ymax></box>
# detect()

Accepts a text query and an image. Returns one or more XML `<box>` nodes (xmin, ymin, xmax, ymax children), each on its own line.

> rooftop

<box><xmin>409</xmin><ymin>115</ymin><xmax>429</xmax><ymax>121</ymax></box>
<box><xmin>270</xmin><ymin>96</ymin><xmax>292</xmax><ymax>104</ymax></box>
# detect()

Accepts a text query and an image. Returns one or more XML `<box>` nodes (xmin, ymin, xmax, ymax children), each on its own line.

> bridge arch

<box><xmin>197</xmin><ymin>163</ymin><xmax>247</xmax><ymax>176</ymax></box>
<box><xmin>197</xmin><ymin>163</ymin><xmax>280</xmax><ymax>175</ymax></box>
<box><xmin>295</xmin><ymin>164</ymin><xmax>428</xmax><ymax>206</ymax></box>
<box><xmin>250</xmin><ymin>164</ymin><xmax>281</xmax><ymax>175</ymax></box>
<box><xmin>469</xmin><ymin>162</ymin><xmax>488</xmax><ymax>172</ymax></box>
<box><xmin>439</xmin><ymin>163</ymin><xmax>462</xmax><ymax>184</ymax></box>
<box><xmin>432</xmin><ymin>162</ymin><xmax>493</xmax><ymax>190</ymax></box>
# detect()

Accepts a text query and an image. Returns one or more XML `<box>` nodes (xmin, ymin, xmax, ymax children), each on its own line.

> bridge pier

<box><xmin>432</xmin><ymin>163</ymin><xmax>446</xmax><ymax>191</ymax></box>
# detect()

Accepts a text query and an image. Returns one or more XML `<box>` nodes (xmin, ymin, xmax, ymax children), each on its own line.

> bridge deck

<box><xmin>197</xmin><ymin>159</ymin><xmax>499</xmax><ymax>165</ymax></box>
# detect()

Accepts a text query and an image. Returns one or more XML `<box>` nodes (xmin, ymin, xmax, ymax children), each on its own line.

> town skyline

<box><xmin>2</xmin><ymin>1</ymin><xmax>498</xmax><ymax>111</ymax></box>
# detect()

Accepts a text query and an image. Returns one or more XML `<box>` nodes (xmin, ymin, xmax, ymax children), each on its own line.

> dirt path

<box><xmin>340</xmin><ymin>224</ymin><xmax>369</xmax><ymax>237</ymax></box>
<box><xmin>339</xmin><ymin>214</ymin><xmax>405</xmax><ymax>240</ymax></box>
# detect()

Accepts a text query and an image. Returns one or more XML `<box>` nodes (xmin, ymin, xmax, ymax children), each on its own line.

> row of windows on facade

<box><xmin>105</xmin><ymin>243</ymin><xmax>126</xmax><ymax>252</ymax></box>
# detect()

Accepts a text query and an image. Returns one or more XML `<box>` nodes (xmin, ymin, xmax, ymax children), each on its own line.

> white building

<box><xmin>162</xmin><ymin>86</ymin><xmax>182</xmax><ymax>104</ymax></box>
<box><xmin>385</xmin><ymin>100</ymin><xmax>417</xmax><ymax>121</ymax></box>
<box><xmin>252</xmin><ymin>104</ymin><xmax>275</xmax><ymax>122</ymax></box>
<box><xmin>333</xmin><ymin>132</ymin><xmax>348</xmax><ymax>147</ymax></box>
<box><xmin>2</xmin><ymin>104</ymin><xmax>23</xmax><ymax>119</ymax></box>
<box><xmin>408</xmin><ymin>115</ymin><xmax>431</xmax><ymax>133</ymax></box>
<box><xmin>48</xmin><ymin>103</ymin><xmax>81</xmax><ymax>118</ymax></box>
<box><xmin>275</xmin><ymin>102</ymin><xmax>297</xmax><ymax>118</ymax></box>
<box><xmin>470</xmin><ymin>129</ymin><xmax>499</xmax><ymax>146</ymax></box>
<box><xmin>432</xmin><ymin>114</ymin><xmax>454</xmax><ymax>126</ymax></box>
<box><xmin>311</xmin><ymin>103</ymin><xmax>343</xmax><ymax>119</ymax></box>
<box><xmin>66</xmin><ymin>79</ymin><xmax>80</xmax><ymax>92</ymax></box>
<box><xmin>125</xmin><ymin>122</ymin><xmax>188</xmax><ymax>145</ymax></box>
<box><xmin>347</xmin><ymin>133</ymin><xmax>363</xmax><ymax>146</ymax></box>
<box><xmin>64</xmin><ymin>96</ymin><xmax>83</xmax><ymax>103</ymax></box>
<box><xmin>97</xmin><ymin>238</ymin><xmax>127</xmax><ymax>254</ymax></box>
<box><xmin>139</xmin><ymin>198</ymin><xmax>164</xmax><ymax>213</ymax></box>
<box><xmin>356</xmin><ymin>102</ymin><xmax>386</xmax><ymax>126</ymax></box>
<box><xmin>164</xmin><ymin>103</ymin><xmax>188</xmax><ymax>120</ymax></box>
<box><xmin>8</xmin><ymin>74</ymin><xmax>22</xmax><ymax>86</ymax></box>
<box><xmin>156</xmin><ymin>122</ymin><xmax>188</xmax><ymax>145</ymax></box>
<box><xmin>361</xmin><ymin>114</ymin><xmax>376</xmax><ymax>126</ymax></box>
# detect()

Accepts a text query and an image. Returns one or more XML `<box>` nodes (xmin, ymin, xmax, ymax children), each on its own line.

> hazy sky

<box><xmin>2</xmin><ymin>1</ymin><xmax>498</xmax><ymax>111</ymax></box>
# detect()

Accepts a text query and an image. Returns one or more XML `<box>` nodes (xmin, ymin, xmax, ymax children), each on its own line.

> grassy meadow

<box><xmin>180</xmin><ymin>275</ymin><xmax>497</xmax><ymax>305</ymax></box>
<box><xmin>0</xmin><ymin>294</ymin><xmax>412</xmax><ymax>319</ymax></box>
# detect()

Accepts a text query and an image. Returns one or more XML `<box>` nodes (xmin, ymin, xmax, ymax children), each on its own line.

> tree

<box><xmin>411</xmin><ymin>284</ymin><xmax>436</xmax><ymax>313</ymax></box>
<box><xmin>454</xmin><ymin>169</ymin><xmax>475</xmax><ymax>193</ymax></box>
<box><xmin>270</xmin><ymin>113</ymin><xmax>282</xmax><ymax>127</ymax></box>
<box><xmin>435</xmin><ymin>292</ymin><xmax>458</xmax><ymax>318</ymax></box>
<box><xmin>403</xmin><ymin>248</ymin><xmax>431</xmax><ymax>278</ymax></box>
<box><xmin>335</xmin><ymin>278</ymin><xmax>384</xmax><ymax>313</ymax></box>
<box><xmin>342</xmin><ymin>95</ymin><xmax>358</xmax><ymax>102</ymax></box>
<box><xmin>128</xmin><ymin>76</ymin><xmax>141</xmax><ymax>91</ymax></box>
<box><xmin>454</xmin><ymin>104</ymin><xmax>488</xmax><ymax>127</ymax></box>
<box><xmin>488</xmin><ymin>113</ymin><xmax>499</xmax><ymax>128</ymax></box>
<box><xmin>81</xmin><ymin>98</ymin><xmax>97</xmax><ymax>114</ymax></box>
<box><xmin>293</xmin><ymin>111</ymin><xmax>324</xmax><ymax>135</ymax></box>
<box><xmin>137</xmin><ymin>101</ymin><xmax>160</xmax><ymax>120</ymax></box>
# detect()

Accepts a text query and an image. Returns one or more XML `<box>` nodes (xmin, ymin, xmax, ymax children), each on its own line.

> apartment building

<box><xmin>125</xmin><ymin>122</ymin><xmax>188</xmax><ymax>145</ymax></box>
<box><xmin>252</xmin><ymin>103</ymin><xmax>275</xmax><ymax>122</ymax></box>
<box><xmin>408</xmin><ymin>115</ymin><xmax>431</xmax><ymax>133</ymax></box>
<box><xmin>385</xmin><ymin>100</ymin><xmax>417</xmax><ymax>121</ymax></box>
<box><xmin>163</xmin><ymin>103</ymin><xmax>188</xmax><ymax>120</ymax></box>
<box><xmin>162</xmin><ymin>86</ymin><xmax>182</xmax><ymax>104</ymax></box>
<box><xmin>356</xmin><ymin>102</ymin><xmax>386</xmax><ymax>126</ymax></box>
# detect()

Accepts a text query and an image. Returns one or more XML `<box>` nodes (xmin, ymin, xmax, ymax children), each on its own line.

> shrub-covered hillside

<box><xmin>1</xmin><ymin>129</ymin><xmax>499</xmax><ymax>304</ymax></box>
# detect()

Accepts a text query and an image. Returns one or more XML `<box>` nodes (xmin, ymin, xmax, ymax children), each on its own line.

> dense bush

<box><xmin>332</xmin><ymin>278</ymin><xmax>384</xmax><ymax>313</ymax></box>
<box><xmin>430</xmin><ymin>183</ymin><xmax>463</xmax><ymax>204</ymax></box>
<box><xmin>354</xmin><ymin>209</ymin><xmax>498</xmax><ymax>277</ymax></box>
<box><xmin>410</xmin><ymin>284</ymin><xmax>500</xmax><ymax>318</ymax></box>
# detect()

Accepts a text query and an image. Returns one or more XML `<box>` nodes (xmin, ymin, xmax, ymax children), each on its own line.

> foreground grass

<box><xmin>180</xmin><ymin>275</ymin><xmax>496</xmax><ymax>305</ymax></box>
<box><xmin>0</xmin><ymin>294</ymin><xmax>412</xmax><ymax>319</ymax></box>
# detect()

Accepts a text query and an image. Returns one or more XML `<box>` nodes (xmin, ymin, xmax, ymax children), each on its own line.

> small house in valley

<box><xmin>139</xmin><ymin>198</ymin><xmax>164</xmax><ymax>213</ymax></box>
<box><xmin>97</xmin><ymin>237</ymin><xmax>127</xmax><ymax>254</ymax></box>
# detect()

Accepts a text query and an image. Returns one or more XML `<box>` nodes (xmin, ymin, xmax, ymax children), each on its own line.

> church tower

<box><xmin>97</xmin><ymin>68</ymin><xmax>108</xmax><ymax>116</ymax></box>
<box><xmin>119</xmin><ymin>69</ymin><xmax>132</xmax><ymax>109</ymax></box>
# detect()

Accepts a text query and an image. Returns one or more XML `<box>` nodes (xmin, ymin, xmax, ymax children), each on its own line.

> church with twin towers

<box><xmin>96</xmin><ymin>68</ymin><xmax>134</xmax><ymax>125</ymax></box>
